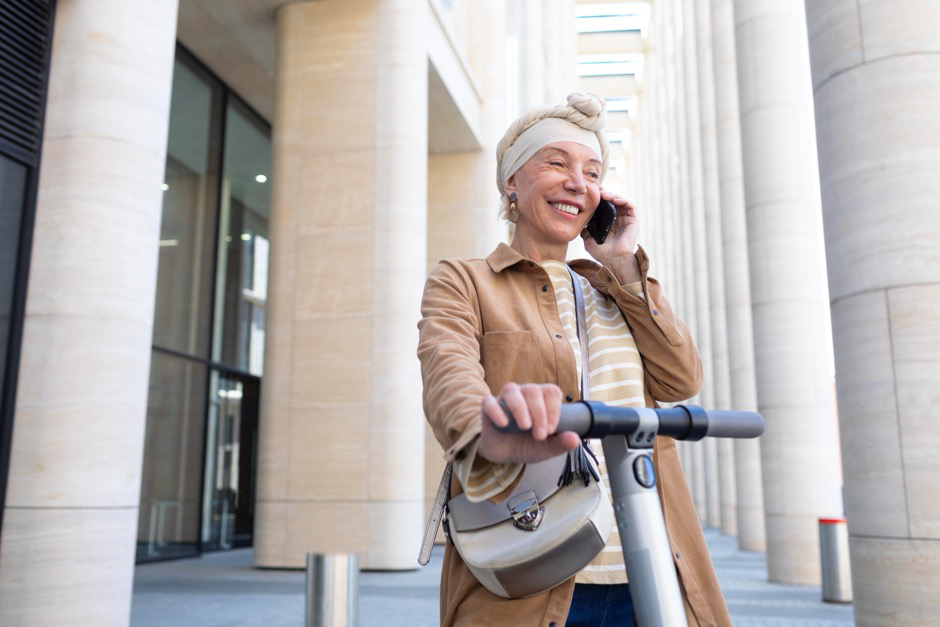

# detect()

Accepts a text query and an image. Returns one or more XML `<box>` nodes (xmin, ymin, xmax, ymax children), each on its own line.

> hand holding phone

<box><xmin>585</xmin><ymin>199</ymin><xmax>616</xmax><ymax>245</ymax></box>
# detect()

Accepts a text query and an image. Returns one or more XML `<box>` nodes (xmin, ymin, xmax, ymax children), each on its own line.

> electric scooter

<box><xmin>497</xmin><ymin>402</ymin><xmax>764</xmax><ymax>627</ymax></box>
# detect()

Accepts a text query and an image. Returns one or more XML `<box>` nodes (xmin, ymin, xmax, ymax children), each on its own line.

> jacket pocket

<box><xmin>480</xmin><ymin>330</ymin><xmax>543</xmax><ymax>394</ymax></box>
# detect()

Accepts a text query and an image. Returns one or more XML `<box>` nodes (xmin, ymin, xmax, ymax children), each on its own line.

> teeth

<box><xmin>552</xmin><ymin>202</ymin><xmax>579</xmax><ymax>215</ymax></box>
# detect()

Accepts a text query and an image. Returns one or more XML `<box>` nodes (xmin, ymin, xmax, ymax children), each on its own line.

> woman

<box><xmin>418</xmin><ymin>93</ymin><xmax>730</xmax><ymax>626</ymax></box>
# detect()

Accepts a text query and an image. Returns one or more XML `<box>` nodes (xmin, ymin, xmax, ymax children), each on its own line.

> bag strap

<box><xmin>418</xmin><ymin>460</ymin><xmax>453</xmax><ymax>566</ymax></box>
<box><xmin>567</xmin><ymin>266</ymin><xmax>590</xmax><ymax>401</ymax></box>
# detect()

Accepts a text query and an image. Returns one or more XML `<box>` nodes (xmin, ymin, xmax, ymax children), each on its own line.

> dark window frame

<box><xmin>0</xmin><ymin>0</ymin><xmax>56</xmax><ymax>534</ymax></box>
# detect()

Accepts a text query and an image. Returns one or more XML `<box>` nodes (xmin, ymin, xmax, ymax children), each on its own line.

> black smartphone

<box><xmin>586</xmin><ymin>199</ymin><xmax>616</xmax><ymax>244</ymax></box>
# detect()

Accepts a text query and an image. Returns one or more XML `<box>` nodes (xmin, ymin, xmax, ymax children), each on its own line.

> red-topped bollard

<box><xmin>818</xmin><ymin>518</ymin><xmax>853</xmax><ymax>603</ymax></box>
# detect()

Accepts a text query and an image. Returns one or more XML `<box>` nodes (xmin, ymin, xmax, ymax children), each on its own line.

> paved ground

<box><xmin>131</xmin><ymin>527</ymin><xmax>854</xmax><ymax>626</ymax></box>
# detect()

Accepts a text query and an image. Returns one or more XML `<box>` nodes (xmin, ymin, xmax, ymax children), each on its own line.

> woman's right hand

<box><xmin>479</xmin><ymin>382</ymin><xmax>581</xmax><ymax>464</ymax></box>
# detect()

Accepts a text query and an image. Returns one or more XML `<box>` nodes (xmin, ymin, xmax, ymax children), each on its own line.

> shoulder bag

<box><xmin>418</xmin><ymin>266</ymin><xmax>614</xmax><ymax>599</ymax></box>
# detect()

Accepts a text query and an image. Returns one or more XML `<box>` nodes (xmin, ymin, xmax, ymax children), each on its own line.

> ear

<box><xmin>504</xmin><ymin>174</ymin><xmax>517</xmax><ymax>196</ymax></box>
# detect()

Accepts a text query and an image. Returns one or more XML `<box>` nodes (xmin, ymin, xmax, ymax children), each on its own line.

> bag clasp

<box><xmin>508</xmin><ymin>490</ymin><xmax>544</xmax><ymax>531</ymax></box>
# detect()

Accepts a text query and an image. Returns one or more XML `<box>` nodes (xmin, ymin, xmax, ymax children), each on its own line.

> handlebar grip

<box><xmin>493</xmin><ymin>400</ymin><xmax>593</xmax><ymax>436</ymax></box>
<box><xmin>556</xmin><ymin>403</ymin><xmax>594</xmax><ymax>435</ymax></box>
<box><xmin>494</xmin><ymin>400</ymin><xmax>529</xmax><ymax>433</ymax></box>
<box><xmin>703</xmin><ymin>410</ymin><xmax>765</xmax><ymax>439</ymax></box>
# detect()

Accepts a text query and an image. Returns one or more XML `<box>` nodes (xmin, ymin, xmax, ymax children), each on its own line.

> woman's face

<box><xmin>505</xmin><ymin>141</ymin><xmax>602</xmax><ymax>250</ymax></box>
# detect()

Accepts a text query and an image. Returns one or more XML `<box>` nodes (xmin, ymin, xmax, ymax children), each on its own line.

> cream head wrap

<box><xmin>496</xmin><ymin>92</ymin><xmax>609</xmax><ymax>220</ymax></box>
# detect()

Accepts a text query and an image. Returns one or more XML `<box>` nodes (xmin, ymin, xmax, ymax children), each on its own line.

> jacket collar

<box><xmin>485</xmin><ymin>242</ymin><xmax>527</xmax><ymax>273</ymax></box>
<box><xmin>486</xmin><ymin>242</ymin><xmax>606</xmax><ymax>275</ymax></box>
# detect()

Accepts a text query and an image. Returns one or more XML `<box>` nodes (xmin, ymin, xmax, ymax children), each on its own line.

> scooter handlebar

<box><xmin>494</xmin><ymin>401</ymin><xmax>764</xmax><ymax>441</ymax></box>
<box><xmin>701</xmin><ymin>409</ymin><xmax>766</xmax><ymax>439</ymax></box>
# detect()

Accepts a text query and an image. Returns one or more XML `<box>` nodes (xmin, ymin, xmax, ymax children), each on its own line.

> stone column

<box><xmin>424</xmin><ymin>0</ymin><xmax>509</xmax><ymax>538</ymax></box>
<box><xmin>732</xmin><ymin>0</ymin><xmax>842</xmax><ymax>583</ymax></box>
<box><xmin>692</xmin><ymin>0</ymin><xmax>737</xmax><ymax>536</ymax></box>
<box><xmin>674</xmin><ymin>0</ymin><xmax>722</xmax><ymax>531</ymax></box>
<box><xmin>806</xmin><ymin>1</ymin><xmax>940</xmax><ymax>621</ymax></box>
<box><xmin>256</xmin><ymin>0</ymin><xmax>426</xmax><ymax>570</ymax></box>
<box><xmin>0</xmin><ymin>1</ymin><xmax>178</xmax><ymax>624</ymax></box>
<box><xmin>710</xmin><ymin>0</ymin><xmax>765</xmax><ymax>553</ymax></box>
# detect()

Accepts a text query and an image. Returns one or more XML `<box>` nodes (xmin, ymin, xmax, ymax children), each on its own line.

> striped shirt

<box><xmin>456</xmin><ymin>260</ymin><xmax>647</xmax><ymax>585</ymax></box>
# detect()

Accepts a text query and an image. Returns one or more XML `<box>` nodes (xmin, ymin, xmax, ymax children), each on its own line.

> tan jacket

<box><xmin>418</xmin><ymin>243</ymin><xmax>731</xmax><ymax>627</ymax></box>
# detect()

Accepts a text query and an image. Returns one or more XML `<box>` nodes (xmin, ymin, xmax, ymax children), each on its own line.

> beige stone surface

<box><xmin>731</xmin><ymin>439</ymin><xmax>765</xmax><ymax>551</ymax></box>
<box><xmin>804</xmin><ymin>0</ymin><xmax>863</xmax><ymax>90</ymax></box>
<box><xmin>749</xmin><ymin>301</ymin><xmax>835</xmax><ymax>407</ymax></box>
<box><xmin>295</xmin><ymin>150</ymin><xmax>376</xmax><ymax>235</ymax></box>
<box><xmin>366</xmin><ymin>500</ymin><xmax>425</xmax><ymax>569</ymax></box>
<box><xmin>704</xmin><ymin>438</ymin><xmax>721</xmax><ymax>528</ymax></box>
<box><xmin>734</xmin><ymin>0</ymin><xmax>842</xmax><ymax>583</ymax></box>
<box><xmin>808</xmin><ymin>3</ymin><xmax>940</xmax><ymax>616</ymax></box>
<box><xmin>294</xmin><ymin>237</ymin><xmax>373</xmax><ymax>320</ymax></box>
<box><xmin>717</xmin><ymin>439</ymin><xmax>737</xmax><ymax>536</ymax></box>
<box><xmin>889</xmin><ymin>285</ymin><xmax>940</xmax><ymax>539</ymax></box>
<box><xmin>813</xmin><ymin>55</ymin><xmax>940</xmax><ymax>302</ymax></box>
<box><xmin>255</xmin><ymin>498</ymin><xmax>422</xmax><ymax>570</ymax></box>
<box><xmin>850</xmin><ymin>535</ymin><xmax>940</xmax><ymax>626</ymax></box>
<box><xmin>0</xmin><ymin>1</ymin><xmax>177</xmax><ymax>623</ymax></box>
<box><xmin>759</xmin><ymin>404</ymin><xmax>841</xmax><ymax>517</ymax></box>
<box><xmin>692</xmin><ymin>0</ymin><xmax>737</xmax><ymax>538</ymax></box>
<box><xmin>284</xmin><ymin>500</ymin><xmax>369</xmax><ymax>568</ymax></box>
<box><xmin>691</xmin><ymin>442</ymin><xmax>707</xmax><ymax>523</ymax></box>
<box><xmin>763</xmin><ymin>513</ymin><xmax>821</xmax><ymax>584</ymax></box>
<box><xmin>858</xmin><ymin>0</ymin><xmax>940</xmax><ymax>62</ymax></box>
<box><xmin>830</xmin><ymin>291</ymin><xmax>908</xmax><ymax>537</ymax></box>
<box><xmin>711</xmin><ymin>0</ymin><xmax>765</xmax><ymax>552</ymax></box>
<box><xmin>252</xmin><ymin>499</ymin><xmax>289</xmax><ymax>566</ymax></box>
<box><xmin>289</xmin><ymin>317</ymin><xmax>372</xmax><ymax>407</ymax></box>
<box><xmin>0</xmin><ymin>508</ymin><xmax>139</xmax><ymax>625</ymax></box>
<box><xmin>6</xmin><ymin>315</ymin><xmax>152</xmax><ymax>508</ymax></box>
<box><xmin>258</xmin><ymin>0</ymin><xmax>428</xmax><ymax>570</ymax></box>
<box><xmin>255</xmin><ymin>231</ymin><xmax>294</xmax><ymax>503</ymax></box>
<box><xmin>286</xmin><ymin>404</ymin><xmax>370</xmax><ymax>501</ymax></box>
<box><xmin>734</xmin><ymin>14</ymin><xmax>815</xmax><ymax>121</ymax></box>
<box><xmin>24</xmin><ymin>140</ymin><xmax>168</xmax><ymax>323</ymax></box>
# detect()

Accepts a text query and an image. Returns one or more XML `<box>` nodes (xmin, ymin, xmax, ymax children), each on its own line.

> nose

<box><xmin>563</xmin><ymin>169</ymin><xmax>586</xmax><ymax>194</ymax></box>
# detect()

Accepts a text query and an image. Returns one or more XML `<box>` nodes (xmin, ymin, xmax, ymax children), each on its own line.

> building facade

<box><xmin>0</xmin><ymin>0</ymin><xmax>938</xmax><ymax>625</ymax></box>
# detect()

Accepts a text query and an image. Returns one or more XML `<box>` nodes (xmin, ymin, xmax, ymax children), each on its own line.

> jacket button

<box><xmin>675</xmin><ymin>552</ymin><xmax>680</xmax><ymax>560</ymax></box>
<box><xmin>565</xmin><ymin>395</ymin><xmax>573</xmax><ymax>402</ymax></box>
<box><xmin>542</xmin><ymin>285</ymin><xmax>548</xmax><ymax>292</ymax></box>
<box><xmin>555</xmin><ymin>334</ymin><xmax>563</xmax><ymax>339</ymax></box>
<box><xmin>652</xmin><ymin>309</ymin><xmax>659</xmax><ymax>316</ymax></box>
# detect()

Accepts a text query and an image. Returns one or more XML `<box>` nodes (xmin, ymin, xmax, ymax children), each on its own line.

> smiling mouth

<box><xmin>551</xmin><ymin>202</ymin><xmax>580</xmax><ymax>216</ymax></box>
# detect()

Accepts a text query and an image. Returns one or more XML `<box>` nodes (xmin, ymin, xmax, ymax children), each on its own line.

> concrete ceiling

<box><xmin>176</xmin><ymin>0</ymin><xmax>287</xmax><ymax>122</ymax></box>
<box><xmin>177</xmin><ymin>0</ymin><xmax>481</xmax><ymax>155</ymax></box>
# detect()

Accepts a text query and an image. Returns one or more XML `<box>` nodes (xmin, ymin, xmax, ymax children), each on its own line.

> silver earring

<box><xmin>509</xmin><ymin>192</ymin><xmax>519</xmax><ymax>223</ymax></box>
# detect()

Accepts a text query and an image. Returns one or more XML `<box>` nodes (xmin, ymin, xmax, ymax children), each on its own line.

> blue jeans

<box><xmin>566</xmin><ymin>583</ymin><xmax>635</xmax><ymax>626</ymax></box>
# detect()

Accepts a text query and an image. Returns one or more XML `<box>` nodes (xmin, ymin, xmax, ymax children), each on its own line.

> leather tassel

<box><xmin>557</xmin><ymin>441</ymin><xmax>600</xmax><ymax>488</ymax></box>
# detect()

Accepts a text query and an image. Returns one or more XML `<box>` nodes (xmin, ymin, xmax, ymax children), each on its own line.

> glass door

<box><xmin>202</xmin><ymin>370</ymin><xmax>258</xmax><ymax>550</ymax></box>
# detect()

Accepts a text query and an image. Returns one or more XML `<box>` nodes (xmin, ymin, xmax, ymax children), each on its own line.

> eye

<box><xmin>549</xmin><ymin>160</ymin><xmax>565</xmax><ymax>167</ymax></box>
<box><xmin>587</xmin><ymin>171</ymin><xmax>600</xmax><ymax>179</ymax></box>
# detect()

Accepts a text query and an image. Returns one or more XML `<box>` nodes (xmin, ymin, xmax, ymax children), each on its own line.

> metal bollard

<box><xmin>818</xmin><ymin>518</ymin><xmax>853</xmax><ymax>603</ymax></box>
<box><xmin>305</xmin><ymin>553</ymin><xmax>359</xmax><ymax>627</ymax></box>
